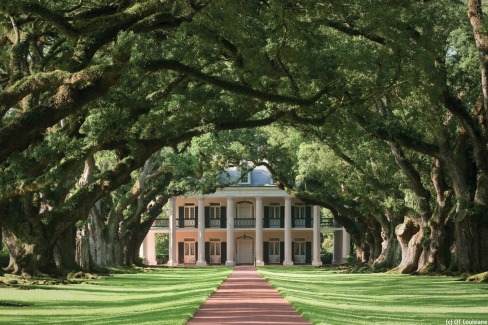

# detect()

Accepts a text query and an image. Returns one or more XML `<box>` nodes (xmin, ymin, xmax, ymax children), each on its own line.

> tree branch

<box><xmin>0</xmin><ymin>64</ymin><xmax>122</xmax><ymax>117</ymax></box>
<box><xmin>353</xmin><ymin>112</ymin><xmax>441</xmax><ymax>158</ymax></box>
<box><xmin>443</xmin><ymin>90</ymin><xmax>488</xmax><ymax>175</ymax></box>
<box><xmin>321</xmin><ymin>19</ymin><xmax>386</xmax><ymax>46</ymax></box>
<box><xmin>0</xmin><ymin>1</ymin><xmax>78</xmax><ymax>38</ymax></box>
<box><xmin>139</xmin><ymin>59</ymin><xmax>329</xmax><ymax>105</ymax></box>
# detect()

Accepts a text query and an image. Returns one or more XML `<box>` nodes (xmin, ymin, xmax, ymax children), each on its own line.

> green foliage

<box><xmin>0</xmin><ymin>0</ymin><xmax>485</xmax><ymax>275</ymax></box>
<box><xmin>321</xmin><ymin>232</ymin><xmax>334</xmax><ymax>264</ymax></box>
<box><xmin>155</xmin><ymin>233</ymin><xmax>168</xmax><ymax>257</ymax></box>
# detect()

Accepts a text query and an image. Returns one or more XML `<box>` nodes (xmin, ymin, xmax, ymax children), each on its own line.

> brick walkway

<box><xmin>186</xmin><ymin>266</ymin><xmax>311</xmax><ymax>325</ymax></box>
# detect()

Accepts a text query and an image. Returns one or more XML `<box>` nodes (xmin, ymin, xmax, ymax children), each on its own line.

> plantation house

<box><xmin>140</xmin><ymin>166</ymin><xmax>350</xmax><ymax>266</ymax></box>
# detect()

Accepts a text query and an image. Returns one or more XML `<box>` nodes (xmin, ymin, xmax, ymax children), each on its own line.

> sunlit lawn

<box><xmin>258</xmin><ymin>266</ymin><xmax>488</xmax><ymax>325</ymax></box>
<box><xmin>0</xmin><ymin>267</ymin><xmax>232</xmax><ymax>325</ymax></box>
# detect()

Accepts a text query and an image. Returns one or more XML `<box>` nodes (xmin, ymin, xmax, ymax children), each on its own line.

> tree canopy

<box><xmin>1</xmin><ymin>0</ymin><xmax>487</xmax><ymax>276</ymax></box>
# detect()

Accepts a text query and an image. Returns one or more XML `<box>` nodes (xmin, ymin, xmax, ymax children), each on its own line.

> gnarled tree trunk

<box><xmin>373</xmin><ymin>210</ymin><xmax>403</xmax><ymax>269</ymax></box>
<box><xmin>393</xmin><ymin>217</ymin><xmax>423</xmax><ymax>274</ymax></box>
<box><xmin>54</xmin><ymin>226</ymin><xmax>78</xmax><ymax>271</ymax></box>
<box><xmin>2</xmin><ymin>227</ymin><xmax>55</xmax><ymax>276</ymax></box>
<box><xmin>75</xmin><ymin>227</ymin><xmax>91</xmax><ymax>272</ymax></box>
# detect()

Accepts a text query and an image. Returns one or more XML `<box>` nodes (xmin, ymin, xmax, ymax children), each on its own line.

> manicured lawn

<box><xmin>0</xmin><ymin>267</ymin><xmax>232</xmax><ymax>325</ymax></box>
<box><xmin>258</xmin><ymin>266</ymin><xmax>488</xmax><ymax>325</ymax></box>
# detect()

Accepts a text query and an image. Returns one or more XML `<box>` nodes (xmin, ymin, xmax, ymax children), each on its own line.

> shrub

<box><xmin>321</xmin><ymin>251</ymin><xmax>333</xmax><ymax>264</ymax></box>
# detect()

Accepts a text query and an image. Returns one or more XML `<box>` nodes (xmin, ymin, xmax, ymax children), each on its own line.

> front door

<box><xmin>210</xmin><ymin>242</ymin><xmax>221</xmax><ymax>264</ymax></box>
<box><xmin>184</xmin><ymin>242</ymin><xmax>196</xmax><ymax>264</ymax></box>
<box><xmin>294</xmin><ymin>242</ymin><xmax>306</xmax><ymax>264</ymax></box>
<box><xmin>237</xmin><ymin>237</ymin><xmax>254</xmax><ymax>264</ymax></box>
<box><xmin>269</xmin><ymin>241</ymin><xmax>280</xmax><ymax>264</ymax></box>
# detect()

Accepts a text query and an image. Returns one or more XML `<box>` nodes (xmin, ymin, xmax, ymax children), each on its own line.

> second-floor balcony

<box><xmin>183</xmin><ymin>219</ymin><xmax>195</xmax><ymax>227</ymax></box>
<box><xmin>321</xmin><ymin>218</ymin><xmax>341</xmax><ymax>228</ymax></box>
<box><xmin>209</xmin><ymin>219</ymin><xmax>221</xmax><ymax>228</ymax></box>
<box><xmin>293</xmin><ymin>218</ymin><xmax>306</xmax><ymax>228</ymax></box>
<box><xmin>268</xmin><ymin>218</ymin><xmax>281</xmax><ymax>228</ymax></box>
<box><xmin>152</xmin><ymin>218</ymin><xmax>169</xmax><ymax>227</ymax></box>
<box><xmin>234</xmin><ymin>218</ymin><xmax>255</xmax><ymax>228</ymax></box>
<box><xmin>151</xmin><ymin>217</ymin><xmax>342</xmax><ymax>229</ymax></box>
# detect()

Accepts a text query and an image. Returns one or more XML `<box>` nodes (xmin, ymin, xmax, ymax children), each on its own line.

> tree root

<box><xmin>466</xmin><ymin>271</ymin><xmax>488</xmax><ymax>283</ymax></box>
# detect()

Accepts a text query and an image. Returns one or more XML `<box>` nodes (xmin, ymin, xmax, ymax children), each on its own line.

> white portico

<box><xmin>141</xmin><ymin>166</ymin><xmax>350</xmax><ymax>266</ymax></box>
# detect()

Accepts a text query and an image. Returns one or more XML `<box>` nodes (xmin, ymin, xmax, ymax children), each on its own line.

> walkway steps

<box><xmin>187</xmin><ymin>266</ymin><xmax>311</xmax><ymax>325</ymax></box>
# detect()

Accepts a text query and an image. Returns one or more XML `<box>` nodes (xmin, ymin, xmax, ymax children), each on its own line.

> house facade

<box><xmin>140</xmin><ymin>166</ymin><xmax>350</xmax><ymax>266</ymax></box>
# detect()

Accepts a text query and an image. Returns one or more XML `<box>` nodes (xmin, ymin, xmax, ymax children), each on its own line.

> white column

<box><xmin>145</xmin><ymin>231</ymin><xmax>157</xmax><ymax>265</ymax></box>
<box><xmin>342</xmin><ymin>229</ymin><xmax>351</xmax><ymax>261</ymax></box>
<box><xmin>332</xmin><ymin>230</ymin><xmax>343</xmax><ymax>265</ymax></box>
<box><xmin>196</xmin><ymin>197</ymin><xmax>207</xmax><ymax>266</ymax></box>
<box><xmin>312</xmin><ymin>205</ymin><xmax>322</xmax><ymax>266</ymax></box>
<box><xmin>139</xmin><ymin>238</ymin><xmax>147</xmax><ymax>262</ymax></box>
<box><xmin>255</xmin><ymin>197</ymin><xmax>264</xmax><ymax>266</ymax></box>
<box><xmin>225</xmin><ymin>197</ymin><xmax>235</xmax><ymax>266</ymax></box>
<box><xmin>283</xmin><ymin>196</ymin><xmax>293</xmax><ymax>266</ymax></box>
<box><xmin>167</xmin><ymin>197</ymin><xmax>178</xmax><ymax>266</ymax></box>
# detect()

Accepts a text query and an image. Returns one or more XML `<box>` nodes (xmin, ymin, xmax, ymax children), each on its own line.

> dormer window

<box><xmin>239</xmin><ymin>172</ymin><xmax>251</xmax><ymax>184</ymax></box>
<box><xmin>238</xmin><ymin>162</ymin><xmax>252</xmax><ymax>184</ymax></box>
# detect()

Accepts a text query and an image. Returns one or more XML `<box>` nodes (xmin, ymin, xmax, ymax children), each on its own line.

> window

<box><xmin>294</xmin><ymin>242</ymin><xmax>306</xmax><ymax>256</ymax></box>
<box><xmin>269</xmin><ymin>204</ymin><xmax>281</xmax><ymax>219</ymax></box>
<box><xmin>294</xmin><ymin>205</ymin><xmax>306</xmax><ymax>219</ymax></box>
<box><xmin>184</xmin><ymin>204</ymin><xmax>195</xmax><ymax>220</ymax></box>
<box><xmin>211</xmin><ymin>243</ymin><xmax>221</xmax><ymax>255</ymax></box>
<box><xmin>237</xmin><ymin>163</ymin><xmax>252</xmax><ymax>184</ymax></box>
<box><xmin>238</xmin><ymin>172</ymin><xmax>251</xmax><ymax>184</ymax></box>
<box><xmin>237</xmin><ymin>202</ymin><xmax>254</xmax><ymax>218</ymax></box>
<box><xmin>184</xmin><ymin>239</ymin><xmax>196</xmax><ymax>256</ymax></box>
<box><xmin>209</xmin><ymin>203</ymin><xmax>221</xmax><ymax>220</ymax></box>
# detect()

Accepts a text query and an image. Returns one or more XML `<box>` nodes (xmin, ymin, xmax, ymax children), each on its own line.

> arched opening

<box><xmin>236</xmin><ymin>201</ymin><xmax>254</xmax><ymax>219</ymax></box>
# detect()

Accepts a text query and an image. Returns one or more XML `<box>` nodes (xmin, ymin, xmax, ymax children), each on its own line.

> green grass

<box><xmin>258</xmin><ymin>266</ymin><xmax>488</xmax><ymax>325</ymax></box>
<box><xmin>0</xmin><ymin>267</ymin><xmax>232</xmax><ymax>325</ymax></box>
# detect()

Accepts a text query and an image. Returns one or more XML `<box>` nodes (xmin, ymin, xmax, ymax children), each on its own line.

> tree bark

<box><xmin>393</xmin><ymin>218</ymin><xmax>423</xmax><ymax>274</ymax></box>
<box><xmin>1</xmin><ymin>227</ymin><xmax>55</xmax><ymax>276</ymax></box>
<box><xmin>468</xmin><ymin>0</ymin><xmax>488</xmax><ymax>119</ymax></box>
<box><xmin>75</xmin><ymin>227</ymin><xmax>91</xmax><ymax>272</ymax></box>
<box><xmin>418</xmin><ymin>159</ymin><xmax>453</xmax><ymax>272</ymax></box>
<box><xmin>54</xmin><ymin>226</ymin><xmax>78</xmax><ymax>270</ymax></box>
<box><xmin>373</xmin><ymin>210</ymin><xmax>402</xmax><ymax>269</ymax></box>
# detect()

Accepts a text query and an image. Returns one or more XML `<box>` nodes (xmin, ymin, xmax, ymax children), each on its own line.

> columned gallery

<box><xmin>140</xmin><ymin>166</ymin><xmax>351</xmax><ymax>266</ymax></box>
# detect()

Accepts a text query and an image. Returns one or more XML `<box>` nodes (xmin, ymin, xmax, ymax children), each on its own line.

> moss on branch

<box><xmin>138</xmin><ymin>59</ymin><xmax>329</xmax><ymax>106</ymax></box>
<box><xmin>0</xmin><ymin>1</ymin><xmax>78</xmax><ymax>38</ymax></box>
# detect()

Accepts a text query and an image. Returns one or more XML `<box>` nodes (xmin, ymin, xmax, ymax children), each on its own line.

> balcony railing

<box><xmin>234</xmin><ymin>218</ymin><xmax>256</xmax><ymax>228</ymax></box>
<box><xmin>184</xmin><ymin>219</ymin><xmax>195</xmax><ymax>227</ymax></box>
<box><xmin>152</xmin><ymin>217</ymin><xmax>342</xmax><ymax>229</ymax></box>
<box><xmin>209</xmin><ymin>219</ymin><xmax>221</xmax><ymax>228</ymax></box>
<box><xmin>293</xmin><ymin>218</ymin><xmax>306</xmax><ymax>228</ymax></box>
<box><xmin>269</xmin><ymin>219</ymin><xmax>281</xmax><ymax>228</ymax></box>
<box><xmin>321</xmin><ymin>218</ymin><xmax>342</xmax><ymax>228</ymax></box>
<box><xmin>152</xmin><ymin>218</ymin><xmax>169</xmax><ymax>228</ymax></box>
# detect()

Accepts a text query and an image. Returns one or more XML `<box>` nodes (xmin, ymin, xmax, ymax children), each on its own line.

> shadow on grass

<box><xmin>258</xmin><ymin>266</ymin><xmax>488</xmax><ymax>325</ymax></box>
<box><xmin>0</xmin><ymin>267</ymin><xmax>233</xmax><ymax>325</ymax></box>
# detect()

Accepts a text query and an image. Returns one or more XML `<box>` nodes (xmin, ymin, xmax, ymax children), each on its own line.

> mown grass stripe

<box><xmin>0</xmin><ymin>267</ymin><xmax>232</xmax><ymax>325</ymax></box>
<box><xmin>258</xmin><ymin>266</ymin><xmax>488</xmax><ymax>325</ymax></box>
